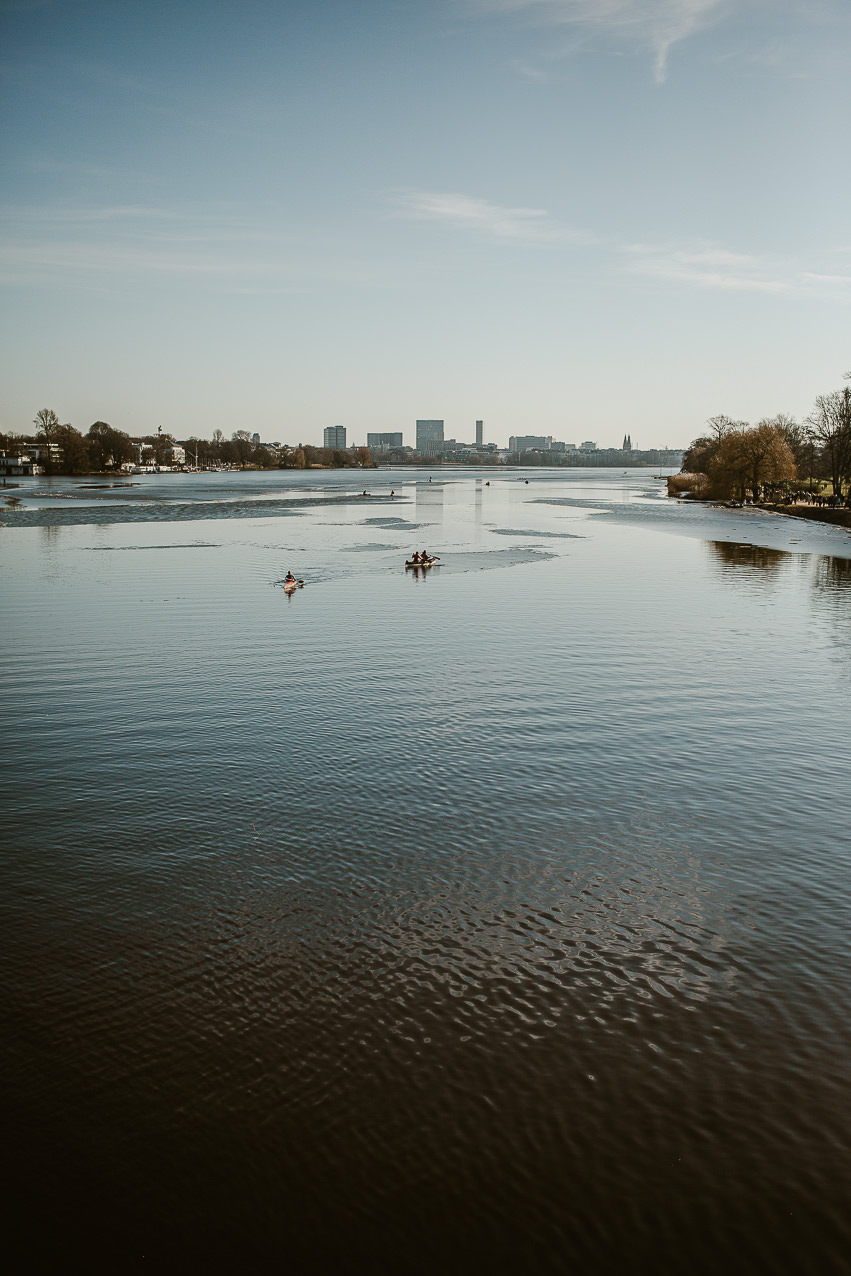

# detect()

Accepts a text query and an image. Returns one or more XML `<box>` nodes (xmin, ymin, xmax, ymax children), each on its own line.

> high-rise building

<box><xmin>622</xmin><ymin>434</ymin><xmax>632</xmax><ymax>450</ymax></box>
<box><xmin>509</xmin><ymin>435</ymin><xmax>552</xmax><ymax>453</ymax></box>
<box><xmin>475</xmin><ymin>420</ymin><xmax>483</xmax><ymax>446</ymax></box>
<box><xmin>367</xmin><ymin>432</ymin><xmax>403</xmax><ymax>452</ymax></box>
<box><xmin>324</xmin><ymin>425</ymin><xmax>346</xmax><ymax>449</ymax></box>
<box><xmin>416</xmin><ymin>420</ymin><xmax>444</xmax><ymax>455</ymax></box>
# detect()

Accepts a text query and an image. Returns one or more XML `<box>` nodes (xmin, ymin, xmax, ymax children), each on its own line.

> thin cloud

<box><xmin>0</xmin><ymin>202</ymin><xmax>392</xmax><ymax>291</ymax></box>
<box><xmin>621</xmin><ymin>242</ymin><xmax>851</xmax><ymax>295</ymax></box>
<box><xmin>4</xmin><ymin>203</ymin><xmax>187</xmax><ymax>224</ymax></box>
<box><xmin>395</xmin><ymin>190</ymin><xmax>849</xmax><ymax>298</ymax></box>
<box><xmin>395</xmin><ymin>189</ymin><xmax>591</xmax><ymax>243</ymax></box>
<box><xmin>25</xmin><ymin>159</ymin><xmax>126</xmax><ymax>180</ymax></box>
<box><xmin>799</xmin><ymin>272</ymin><xmax>851</xmax><ymax>288</ymax></box>
<box><xmin>0</xmin><ymin>235</ymin><xmax>378</xmax><ymax>289</ymax></box>
<box><xmin>509</xmin><ymin>57</ymin><xmax>549</xmax><ymax>80</ymax></box>
<box><xmin>468</xmin><ymin>0</ymin><xmax>732</xmax><ymax>81</ymax></box>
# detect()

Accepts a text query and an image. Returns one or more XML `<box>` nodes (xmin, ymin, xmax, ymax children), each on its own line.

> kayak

<box><xmin>405</xmin><ymin>558</ymin><xmax>440</xmax><ymax>569</ymax></box>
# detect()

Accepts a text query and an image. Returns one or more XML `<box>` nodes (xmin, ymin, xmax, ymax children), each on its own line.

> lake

<box><xmin>2</xmin><ymin>467</ymin><xmax>850</xmax><ymax>1273</ymax></box>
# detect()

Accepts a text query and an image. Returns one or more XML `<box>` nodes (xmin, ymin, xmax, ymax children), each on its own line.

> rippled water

<box><xmin>2</xmin><ymin>469</ymin><xmax>850</xmax><ymax>1272</ymax></box>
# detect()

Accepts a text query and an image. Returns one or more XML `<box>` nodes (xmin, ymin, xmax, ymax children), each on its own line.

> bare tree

<box><xmin>807</xmin><ymin>387</ymin><xmax>851</xmax><ymax>498</ymax></box>
<box><xmin>760</xmin><ymin>414</ymin><xmax>808</xmax><ymax>472</ymax></box>
<box><xmin>32</xmin><ymin>408</ymin><xmax>67</xmax><ymax>472</ymax></box>
<box><xmin>33</xmin><ymin>408</ymin><xmax>61</xmax><ymax>439</ymax></box>
<box><xmin>706</xmin><ymin>415</ymin><xmax>737</xmax><ymax>443</ymax></box>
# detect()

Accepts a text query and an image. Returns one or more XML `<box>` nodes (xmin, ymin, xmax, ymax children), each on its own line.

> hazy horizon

<box><xmin>2</xmin><ymin>0</ymin><xmax>849</xmax><ymax>448</ymax></box>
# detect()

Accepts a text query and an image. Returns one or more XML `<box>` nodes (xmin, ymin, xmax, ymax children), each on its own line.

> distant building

<box><xmin>580</xmin><ymin>441</ymin><xmax>598</xmax><ymax>451</ymax></box>
<box><xmin>252</xmin><ymin>433</ymin><xmax>261</xmax><ymax>446</ymax></box>
<box><xmin>416</xmin><ymin>420</ymin><xmax>444</xmax><ymax>455</ymax></box>
<box><xmin>509</xmin><ymin>435</ymin><xmax>552</xmax><ymax>453</ymax></box>
<box><xmin>169</xmin><ymin>444</ymin><xmax>186</xmax><ymax>465</ymax></box>
<box><xmin>622</xmin><ymin>434</ymin><xmax>632</xmax><ymax>450</ymax></box>
<box><xmin>324</xmin><ymin>425</ymin><xmax>346</xmax><ymax>449</ymax></box>
<box><xmin>367</xmin><ymin>432</ymin><xmax>403</xmax><ymax>453</ymax></box>
<box><xmin>0</xmin><ymin>452</ymin><xmax>38</xmax><ymax>476</ymax></box>
<box><xmin>22</xmin><ymin>443</ymin><xmax>60</xmax><ymax>465</ymax></box>
<box><xmin>475</xmin><ymin>420</ymin><xmax>483</xmax><ymax>446</ymax></box>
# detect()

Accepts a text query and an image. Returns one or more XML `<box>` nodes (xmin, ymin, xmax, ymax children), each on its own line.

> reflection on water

<box><xmin>415</xmin><ymin>479</ymin><xmax>445</xmax><ymax>523</ymax></box>
<box><xmin>814</xmin><ymin>554</ymin><xmax>851</xmax><ymax>592</ymax></box>
<box><xmin>708</xmin><ymin>540</ymin><xmax>790</xmax><ymax>575</ymax></box>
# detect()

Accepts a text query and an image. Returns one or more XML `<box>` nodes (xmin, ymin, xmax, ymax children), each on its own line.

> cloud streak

<box><xmin>396</xmin><ymin>189</ymin><xmax>851</xmax><ymax>298</ymax></box>
<box><xmin>469</xmin><ymin>0</ymin><xmax>732</xmax><ymax>81</ymax></box>
<box><xmin>621</xmin><ymin>242</ymin><xmax>792</xmax><ymax>292</ymax></box>
<box><xmin>396</xmin><ymin>189</ymin><xmax>592</xmax><ymax>243</ymax></box>
<box><xmin>0</xmin><ymin>202</ymin><xmax>380</xmax><ymax>292</ymax></box>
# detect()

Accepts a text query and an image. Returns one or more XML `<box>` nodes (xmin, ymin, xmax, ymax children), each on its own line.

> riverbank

<box><xmin>762</xmin><ymin>503</ymin><xmax>851</xmax><ymax>529</ymax></box>
<box><xmin>667</xmin><ymin>477</ymin><xmax>850</xmax><ymax>529</ymax></box>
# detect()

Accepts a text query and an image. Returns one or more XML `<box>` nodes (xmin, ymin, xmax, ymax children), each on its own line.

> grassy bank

<box><xmin>768</xmin><ymin>504</ymin><xmax>851</xmax><ymax>529</ymax></box>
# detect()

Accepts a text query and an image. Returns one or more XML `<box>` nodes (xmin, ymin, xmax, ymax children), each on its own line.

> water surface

<box><xmin>2</xmin><ymin>469</ymin><xmax>850</xmax><ymax>1272</ymax></box>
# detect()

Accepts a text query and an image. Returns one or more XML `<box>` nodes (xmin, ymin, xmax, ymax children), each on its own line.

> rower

<box><xmin>411</xmin><ymin>551</ymin><xmax>421</xmax><ymax>563</ymax></box>
<box><xmin>284</xmin><ymin>571</ymin><xmax>296</xmax><ymax>583</ymax></box>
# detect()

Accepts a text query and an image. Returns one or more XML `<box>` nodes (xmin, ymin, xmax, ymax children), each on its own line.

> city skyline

<box><xmin>2</xmin><ymin>0</ymin><xmax>849</xmax><ymax>448</ymax></box>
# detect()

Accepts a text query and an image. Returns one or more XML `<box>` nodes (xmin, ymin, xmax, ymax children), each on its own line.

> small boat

<box><xmin>405</xmin><ymin>557</ymin><xmax>440</xmax><ymax>569</ymax></box>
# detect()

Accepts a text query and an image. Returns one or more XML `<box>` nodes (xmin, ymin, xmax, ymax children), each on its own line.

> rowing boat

<box><xmin>405</xmin><ymin>558</ymin><xmax>440</xmax><ymax>569</ymax></box>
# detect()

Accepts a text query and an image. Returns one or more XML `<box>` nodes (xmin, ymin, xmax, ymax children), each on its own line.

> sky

<box><xmin>1</xmin><ymin>0</ymin><xmax>849</xmax><ymax>449</ymax></box>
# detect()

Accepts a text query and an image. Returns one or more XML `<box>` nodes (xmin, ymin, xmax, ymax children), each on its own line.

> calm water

<box><xmin>2</xmin><ymin>469</ymin><xmax>850</xmax><ymax>1273</ymax></box>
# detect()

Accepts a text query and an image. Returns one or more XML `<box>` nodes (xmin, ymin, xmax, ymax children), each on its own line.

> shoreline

<box><xmin>762</xmin><ymin>502</ymin><xmax>851</xmax><ymax>530</ymax></box>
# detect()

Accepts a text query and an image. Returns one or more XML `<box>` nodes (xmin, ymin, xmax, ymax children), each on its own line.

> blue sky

<box><xmin>1</xmin><ymin>0</ymin><xmax>849</xmax><ymax>448</ymax></box>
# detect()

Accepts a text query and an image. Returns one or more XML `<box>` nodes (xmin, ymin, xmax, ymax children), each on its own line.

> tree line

<box><xmin>678</xmin><ymin>377</ymin><xmax>851</xmax><ymax>502</ymax></box>
<box><xmin>0</xmin><ymin>411</ymin><xmax>372</xmax><ymax>475</ymax></box>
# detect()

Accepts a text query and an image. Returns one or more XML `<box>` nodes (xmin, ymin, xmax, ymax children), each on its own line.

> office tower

<box><xmin>367</xmin><ymin>432</ymin><xmax>403</xmax><ymax>452</ymax></box>
<box><xmin>476</xmin><ymin>420</ymin><xmax>483</xmax><ymax>446</ymax></box>
<box><xmin>324</xmin><ymin>425</ymin><xmax>346</xmax><ymax>449</ymax></box>
<box><xmin>509</xmin><ymin>435</ymin><xmax>553</xmax><ymax>453</ymax></box>
<box><xmin>416</xmin><ymin>420</ymin><xmax>444</xmax><ymax>455</ymax></box>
